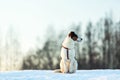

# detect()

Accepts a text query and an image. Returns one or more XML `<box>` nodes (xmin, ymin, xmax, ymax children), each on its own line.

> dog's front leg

<box><xmin>69</xmin><ymin>60</ymin><xmax>74</xmax><ymax>73</ymax></box>
<box><xmin>69</xmin><ymin>59</ymin><xmax>78</xmax><ymax>73</ymax></box>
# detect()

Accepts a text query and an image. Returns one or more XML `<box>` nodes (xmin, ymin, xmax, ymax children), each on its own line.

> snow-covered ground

<box><xmin>0</xmin><ymin>70</ymin><xmax>120</xmax><ymax>80</ymax></box>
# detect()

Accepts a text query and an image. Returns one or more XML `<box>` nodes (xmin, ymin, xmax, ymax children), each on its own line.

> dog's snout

<box><xmin>77</xmin><ymin>37</ymin><xmax>83</xmax><ymax>42</ymax></box>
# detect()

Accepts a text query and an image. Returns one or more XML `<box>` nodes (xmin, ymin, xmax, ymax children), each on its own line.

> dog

<box><xmin>55</xmin><ymin>31</ymin><xmax>82</xmax><ymax>73</ymax></box>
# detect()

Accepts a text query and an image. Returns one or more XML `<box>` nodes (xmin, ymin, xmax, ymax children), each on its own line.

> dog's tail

<box><xmin>54</xmin><ymin>69</ymin><xmax>61</xmax><ymax>73</ymax></box>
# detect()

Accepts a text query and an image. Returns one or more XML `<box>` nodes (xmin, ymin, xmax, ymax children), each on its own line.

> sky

<box><xmin>0</xmin><ymin>0</ymin><xmax>120</xmax><ymax>52</ymax></box>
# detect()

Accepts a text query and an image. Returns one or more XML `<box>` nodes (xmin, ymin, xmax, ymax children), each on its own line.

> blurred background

<box><xmin>0</xmin><ymin>0</ymin><xmax>120</xmax><ymax>71</ymax></box>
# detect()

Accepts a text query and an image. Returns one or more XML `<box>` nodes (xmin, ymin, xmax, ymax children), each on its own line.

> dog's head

<box><xmin>68</xmin><ymin>31</ymin><xmax>82</xmax><ymax>42</ymax></box>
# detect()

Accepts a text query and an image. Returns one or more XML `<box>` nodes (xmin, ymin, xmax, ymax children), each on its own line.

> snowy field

<box><xmin>0</xmin><ymin>70</ymin><xmax>120</xmax><ymax>80</ymax></box>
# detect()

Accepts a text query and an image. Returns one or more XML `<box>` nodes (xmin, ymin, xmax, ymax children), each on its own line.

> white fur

<box><xmin>60</xmin><ymin>35</ymin><xmax>78</xmax><ymax>73</ymax></box>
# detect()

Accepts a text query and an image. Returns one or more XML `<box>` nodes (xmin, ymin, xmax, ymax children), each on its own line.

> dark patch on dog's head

<box><xmin>69</xmin><ymin>31</ymin><xmax>78</xmax><ymax>41</ymax></box>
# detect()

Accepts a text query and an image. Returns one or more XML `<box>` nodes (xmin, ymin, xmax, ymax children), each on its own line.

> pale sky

<box><xmin>0</xmin><ymin>0</ymin><xmax>120</xmax><ymax>52</ymax></box>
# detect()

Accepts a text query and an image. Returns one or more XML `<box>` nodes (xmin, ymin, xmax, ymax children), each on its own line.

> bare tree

<box><xmin>3</xmin><ymin>26</ymin><xmax>22</xmax><ymax>71</ymax></box>
<box><xmin>85</xmin><ymin>22</ymin><xmax>93</xmax><ymax>68</ymax></box>
<box><xmin>103</xmin><ymin>17</ymin><xmax>114</xmax><ymax>68</ymax></box>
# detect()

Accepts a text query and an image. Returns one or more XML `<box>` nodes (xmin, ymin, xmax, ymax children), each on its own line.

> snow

<box><xmin>0</xmin><ymin>70</ymin><xmax>120</xmax><ymax>80</ymax></box>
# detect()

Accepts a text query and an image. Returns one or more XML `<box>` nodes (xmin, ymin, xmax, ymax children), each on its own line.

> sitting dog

<box><xmin>55</xmin><ymin>31</ymin><xmax>82</xmax><ymax>73</ymax></box>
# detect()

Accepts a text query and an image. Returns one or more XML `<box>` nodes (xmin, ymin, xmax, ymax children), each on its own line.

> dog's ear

<box><xmin>69</xmin><ymin>31</ymin><xmax>75</xmax><ymax>38</ymax></box>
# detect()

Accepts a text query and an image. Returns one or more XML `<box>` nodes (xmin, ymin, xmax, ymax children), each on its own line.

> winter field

<box><xmin>0</xmin><ymin>70</ymin><xmax>120</xmax><ymax>80</ymax></box>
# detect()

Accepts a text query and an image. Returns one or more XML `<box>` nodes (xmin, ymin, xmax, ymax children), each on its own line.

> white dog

<box><xmin>55</xmin><ymin>31</ymin><xmax>82</xmax><ymax>73</ymax></box>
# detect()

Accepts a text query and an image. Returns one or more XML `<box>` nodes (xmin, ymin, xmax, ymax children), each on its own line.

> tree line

<box><xmin>0</xmin><ymin>15</ymin><xmax>120</xmax><ymax>71</ymax></box>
